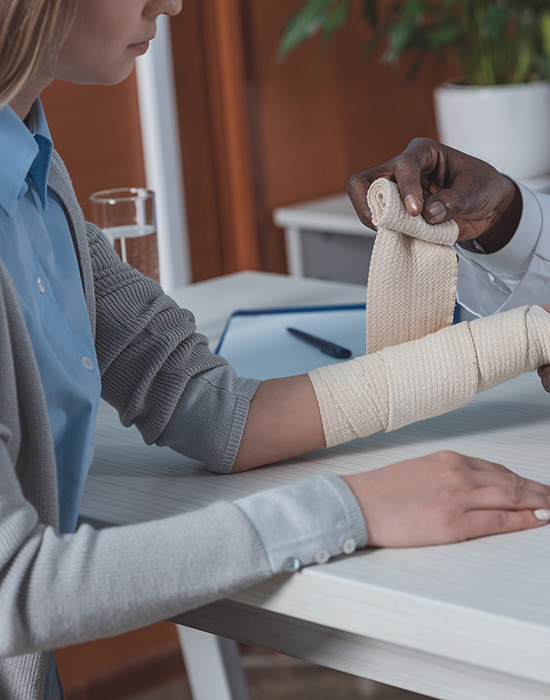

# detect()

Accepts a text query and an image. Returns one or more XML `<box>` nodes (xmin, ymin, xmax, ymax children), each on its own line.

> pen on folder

<box><xmin>286</xmin><ymin>327</ymin><xmax>352</xmax><ymax>359</ymax></box>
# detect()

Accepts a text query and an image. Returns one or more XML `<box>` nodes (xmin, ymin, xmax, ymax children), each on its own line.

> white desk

<box><xmin>81</xmin><ymin>271</ymin><xmax>550</xmax><ymax>700</ymax></box>
<box><xmin>274</xmin><ymin>194</ymin><xmax>376</xmax><ymax>282</ymax></box>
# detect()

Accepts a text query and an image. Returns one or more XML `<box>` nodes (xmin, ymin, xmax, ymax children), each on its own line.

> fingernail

<box><xmin>534</xmin><ymin>509</ymin><xmax>550</xmax><ymax>521</ymax></box>
<box><xmin>404</xmin><ymin>193</ymin><xmax>421</xmax><ymax>214</ymax></box>
<box><xmin>426</xmin><ymin>200</ymin><xmax>446</xmax><ymax>223</ymax></box>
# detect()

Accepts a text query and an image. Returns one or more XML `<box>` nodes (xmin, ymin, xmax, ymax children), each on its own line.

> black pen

<box><xmin>286</xmin><ymin>327</ymin><xmax>352</xmax><ymax>359</ymax></box>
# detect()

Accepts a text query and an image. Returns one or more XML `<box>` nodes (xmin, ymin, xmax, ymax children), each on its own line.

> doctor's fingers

<box><xmin>537</xmin><ymin>364</ymin><xmax>550</xmax><ymax>392</ymax></box>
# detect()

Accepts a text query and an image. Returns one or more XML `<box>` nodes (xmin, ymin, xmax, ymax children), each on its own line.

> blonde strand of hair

<box><xmin>0</xmin><ymin>0</ymin><xmax>76</xmax><ymax>108</ymax></box>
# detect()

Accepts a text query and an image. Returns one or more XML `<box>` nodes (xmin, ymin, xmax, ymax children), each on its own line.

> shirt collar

<box><xmin>0</xmin><ymin>99</ymin><xmax>53</xmax><ymax>216</ymax></box>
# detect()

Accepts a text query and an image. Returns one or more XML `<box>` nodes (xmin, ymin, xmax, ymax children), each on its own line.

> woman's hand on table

<box><xmin>342</xmin><ymin>450</ymin><xmax>550</xmax><ymax>548</ymax></box>
<box><xmin>346</xmin><ymin>137</ymin><xmax>522</xmax><ymax>253</ymax></box>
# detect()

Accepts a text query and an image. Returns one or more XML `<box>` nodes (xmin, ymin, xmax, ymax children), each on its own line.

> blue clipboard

<box><xmin>215</xmin><ymin>304</ymin><xmax>366</xmax><ymax>380</ymax></box>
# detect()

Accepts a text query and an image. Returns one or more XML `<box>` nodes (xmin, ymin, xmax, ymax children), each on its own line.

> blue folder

<box><xmin>215</xmin><ymin>304</ymin><xmax>366</xmax><ymax>380</ymax></box>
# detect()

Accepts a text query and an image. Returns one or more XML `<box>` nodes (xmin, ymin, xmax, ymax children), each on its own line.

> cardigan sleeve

<box><xmin>87</xmin><ymin>222</ymin><xmax>261</xmax><ymax>473</ymax></box>
<box><xmin>0</xmin><ymin>239</ymin><xmax>367</xmax><ymax>660</ymax></box>
<box><xmin>0</xmin><ymin>438</ymin><xmax>365</xmax><ymax>657</ymax></box>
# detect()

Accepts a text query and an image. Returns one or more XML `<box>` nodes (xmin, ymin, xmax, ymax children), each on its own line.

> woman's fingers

<box><xmin>466</xmin><ymin>483</ymin><xmax>550</xmax><ymax>512</ymax></box>
<box><xmin>343</xmin><ymin>451</ymin><xmax>550</xmax><ymax>548</ymax></box>
<box><xmin>462</xmin><ymin>509</ymin><xmax>549</xmax><ymax>541</ymax></box>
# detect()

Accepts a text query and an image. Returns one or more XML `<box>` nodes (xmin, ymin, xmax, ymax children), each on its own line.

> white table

<box><xmin>274</xmin><ymin>194</ymin><xmax>376</xmax><ymax>281</ymax></box>
<box><xmin>81</xmin><ymin>271</ymin><xmax>550</xmax><ymax>700</ymax></box>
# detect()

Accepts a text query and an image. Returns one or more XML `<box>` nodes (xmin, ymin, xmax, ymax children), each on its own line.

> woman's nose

<box><xmin>145</xmin><ymin>0</ymin><xmax>182</xmax><ymax>19</ymax></box>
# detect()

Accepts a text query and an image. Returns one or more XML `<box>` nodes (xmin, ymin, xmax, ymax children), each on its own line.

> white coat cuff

<box><xmin>457</xmin><ymin>181</ymin><xmax>541</xmax><ymax>278</ymax></box>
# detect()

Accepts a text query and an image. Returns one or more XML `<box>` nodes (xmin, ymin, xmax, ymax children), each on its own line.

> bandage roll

<box><xmin>365</xmin><ymin>178</ymin><xmax>460</xmax><ymax>354</ymax></box>
<box><xmin>367</xmin><ymin>177</ymin><xmax>458</xmax><ymax>246</ymax></box>
<box><xmin>309</xmin><ymin>305</ymin><xmax>550</xmax><ymax>448</ymax></box>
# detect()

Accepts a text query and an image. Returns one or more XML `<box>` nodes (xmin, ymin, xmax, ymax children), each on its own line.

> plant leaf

<box><xmin>363</xmin><ymin>18</ymin><xmax>394</xmax><ymax>60</ymax></box>
<box><xmin>277</xmin><ymin>0</ymin><xmax>550</xmax><ymax>84</ymax></box>
<box><xmin>322</xmin><ymin>0</ymin><xmax>352</xmax><ymax>38</ymax></box>
<box><xmin>385</xmin><ymin>0</ymin><xmax>427</xmax><ymax>63</ymax></box>
<box><xmin>541</xmin><ymin>11</ymin><xmax>550</xmax><ymax>59</ymax></box>
<box><xmin>362</xmin><ymin>0</ymin><xmax>379</xmax><ymax>27</ymax></box>
<box><xmin>277</xmin><ymin>0</ymin><xmax>333</xmax><ymax>61</ymax></box>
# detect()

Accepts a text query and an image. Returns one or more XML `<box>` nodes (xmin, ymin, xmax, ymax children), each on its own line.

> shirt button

<box><xmin>81</xmin><ymin>356</ymin><xmax>95</xmax><ymax>371</ymax></box>
<box><xmin>313</xmin><ymin>549</ymin><xmax>330</xmax><ymax>565</ymax></box>
<box><xmin>342</xmin><ymin>538</ymin><xmax>357</xmax><ymax>555</ymax></box>
<box><xmin>282</xmin><ymin>557</ymin><xmax>301</xmax><ymax>573</ymax></box>
<box><xmin>35</xmin><ymin>277</ymin><xmax>46</xmax><ymax>293</ymax></box>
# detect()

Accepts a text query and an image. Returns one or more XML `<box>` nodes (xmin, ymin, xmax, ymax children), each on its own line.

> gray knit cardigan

<box><xmin>0</xmin><ymin>152</ymin><xmax>366</xmax><ymax>699</ymax></box>
<box><xmin>0</xmin><ymin>151</ymin><xmax>271</xmax><ymax>699</ymax></box>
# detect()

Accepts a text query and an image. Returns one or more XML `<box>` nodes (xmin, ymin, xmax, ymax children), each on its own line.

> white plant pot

<box><xmin>433</xmin><ymin>81</ymin><xmax>550</xmax><ymax>182</ymax></box>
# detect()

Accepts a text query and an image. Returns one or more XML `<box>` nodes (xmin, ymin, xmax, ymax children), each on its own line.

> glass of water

<box><xmin>89</xmin><ymin>187</ymin><xmax>159</xmax><ymax>280</ymax></box>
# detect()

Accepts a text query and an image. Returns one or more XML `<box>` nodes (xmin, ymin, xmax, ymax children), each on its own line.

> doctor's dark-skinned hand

<box><xmin>347</xmin><ymin>137</ymin><xmax>523</xmax><ymax>254</ymax></box>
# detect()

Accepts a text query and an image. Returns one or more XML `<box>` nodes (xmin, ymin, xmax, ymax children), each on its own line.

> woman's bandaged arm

<box><xmin>309</xmin><ymin>305</ymin><xmax>550</xmax><ymax>447</ymax></box>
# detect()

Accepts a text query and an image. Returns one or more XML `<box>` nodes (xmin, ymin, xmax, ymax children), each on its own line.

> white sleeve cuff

<box><xmin>457</xmin><ymin>181</ymin><xmax>541</xmax><ymax>278</ymax></box>
<box><xmin>234</xmin><ymin>473</ymin><xmax>368</xmax><ymax>574</ymax></box>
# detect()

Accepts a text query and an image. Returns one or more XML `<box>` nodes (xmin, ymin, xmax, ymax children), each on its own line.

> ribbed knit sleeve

<box><xmin>0</xmin><ymin>258</ymin><xmax>365</xmax><ymax>676</ymax></box>
<box><xmin>87</xmin><ymin>223</ymin><xmax>260</xmax><ymax>472</ymax></box>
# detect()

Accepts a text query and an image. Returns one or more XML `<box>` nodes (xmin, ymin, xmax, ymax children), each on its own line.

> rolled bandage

<box><xmin>309</xmin><ymin>305</ymin><xmax>550</xmax><ymax>447</ymax></box>
<box><xmin>366</xmin><ymin>178</ymin><xmax>459</xmax><ymax>353</ymax></box>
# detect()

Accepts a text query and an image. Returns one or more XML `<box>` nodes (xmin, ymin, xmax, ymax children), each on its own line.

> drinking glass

<box><xmin>89</xmin><ymin>187</ymin><xmax>159</xmax><ymax>280</ymax></box>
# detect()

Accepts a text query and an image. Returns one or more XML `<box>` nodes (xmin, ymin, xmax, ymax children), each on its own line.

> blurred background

<box><xmin>43</xmin><ymin>0</ymin><xmax>452</xmax><ymax>284</ymax></box>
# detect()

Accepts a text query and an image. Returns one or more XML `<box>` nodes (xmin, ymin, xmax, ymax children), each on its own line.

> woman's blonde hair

<box><xmin>0</xmin><ymin>0</ymin><xmax>77</xmax><ymax>108</ymax></box>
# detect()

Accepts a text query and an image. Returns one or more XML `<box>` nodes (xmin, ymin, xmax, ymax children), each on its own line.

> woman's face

<box><xmin>53</xmin><ymin>0</ymin><xmax>182</xmax><ymax>86</ymax></box>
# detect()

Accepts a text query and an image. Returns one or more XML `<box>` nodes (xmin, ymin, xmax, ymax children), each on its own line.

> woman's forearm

<box><xmin>232</xmin><ymin>374</ymin><xmax>324</xmax><ymax>472</ymax></box>
<box><xmin>234</xmin><ymin>305</ymin><xmax>550</xmax><ymax>472</ymax></box>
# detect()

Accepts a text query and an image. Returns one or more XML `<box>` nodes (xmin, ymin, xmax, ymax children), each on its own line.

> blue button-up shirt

<box><xmin>0</xmin><ymin>101</ymin><xmax>101</xmax><ymax>534</ymax></box>
<box><xmin>0</xmin><ymin>101</ymin><xmax>102</xmax><ymax>700</ymax></box>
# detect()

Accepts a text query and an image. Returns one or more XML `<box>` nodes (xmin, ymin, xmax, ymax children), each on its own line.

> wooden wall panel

<box><xmin>170</xmin><ymin>0</ymin><xmax>260</xmax><ymax>281</ymax></box>
<box><xmin>171</xmin><ymin>0</ymin><xmax>454</xmax><ymax>280</ymax></box>
<box><xmin>41</xmin><ymin>77</ymin><xmax>146</xmax><ymax>222</ymax></box>
<box><xmin>170</xmin><ymin>1</ymin><xmax>225</xmax><ymax>281</ymax></box>
<box><xmin>41</xmin><ymin>1</ymin><xmax>456</xmax><ymax>283</ymax></box>
<box><xmin>241</xmin><ymin>0</ymin><xmax>455</xmax><ymax>272</ymax></box>
<box><xmin>201</xmin><ymin>0</ymin><xmax>260</xmax><ymax>272</ymax></box>
<box><xmin>56</xmin><ymin>622</ymin><xmax>185</xmax><ymax>700</ymax></box>
<box><xmin>41</xmin><ymin>76</ymin><xmax>160</xmax><ymax>280</ymax></box>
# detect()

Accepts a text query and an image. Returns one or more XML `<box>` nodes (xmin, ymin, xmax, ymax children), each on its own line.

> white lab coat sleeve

<box><xmin>456</xmin><ymin>182</ymin><xmax>550</xmax><ymax>316</ymax></box>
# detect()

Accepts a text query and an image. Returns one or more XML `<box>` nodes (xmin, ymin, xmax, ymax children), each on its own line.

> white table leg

<box><xmin>284</xmin><ymin>226</ymin><xmax>305</xmax><ymax>277</ymax></box>
<box><xmin>177</xmin><ymin>626</ymin><xmax>250</xmax><ymax>700</ymax></box>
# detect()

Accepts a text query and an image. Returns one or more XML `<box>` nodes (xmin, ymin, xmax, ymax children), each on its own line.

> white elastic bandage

<box><xmin>308</xmin><ymin>177</ymin><xmax>550</xmax><ymax>448</ymax></box>
<box><xmin>366</xmin><ymin>178</ymin><xmax>459</xmax><ymax>353</ymax></box>
<box><xmin>309</xmin><ymin>306</ymin><xmax>550</xmax><ymax>447</ymax></box>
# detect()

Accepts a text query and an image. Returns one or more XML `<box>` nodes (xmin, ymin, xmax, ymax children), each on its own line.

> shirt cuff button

<box><xmin>282</xmin><ymin>557</ymin><xmax>301</xmax><ymax>573</ymax></box>
<box><xmin>313</xmin><ymin>549</ymin><xmax>330</xmax><ymax>565</ymax></box>
<box><xmin>342</xmin><ymin>538</ymin><xmax>357</xmax><ymax>555</ymax></box>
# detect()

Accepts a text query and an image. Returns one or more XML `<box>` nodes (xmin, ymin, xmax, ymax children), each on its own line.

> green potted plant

<box><xmin>279</xmin><ymin>0</ymin><xmax>550</xmax><ymax>184</ymax></box>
